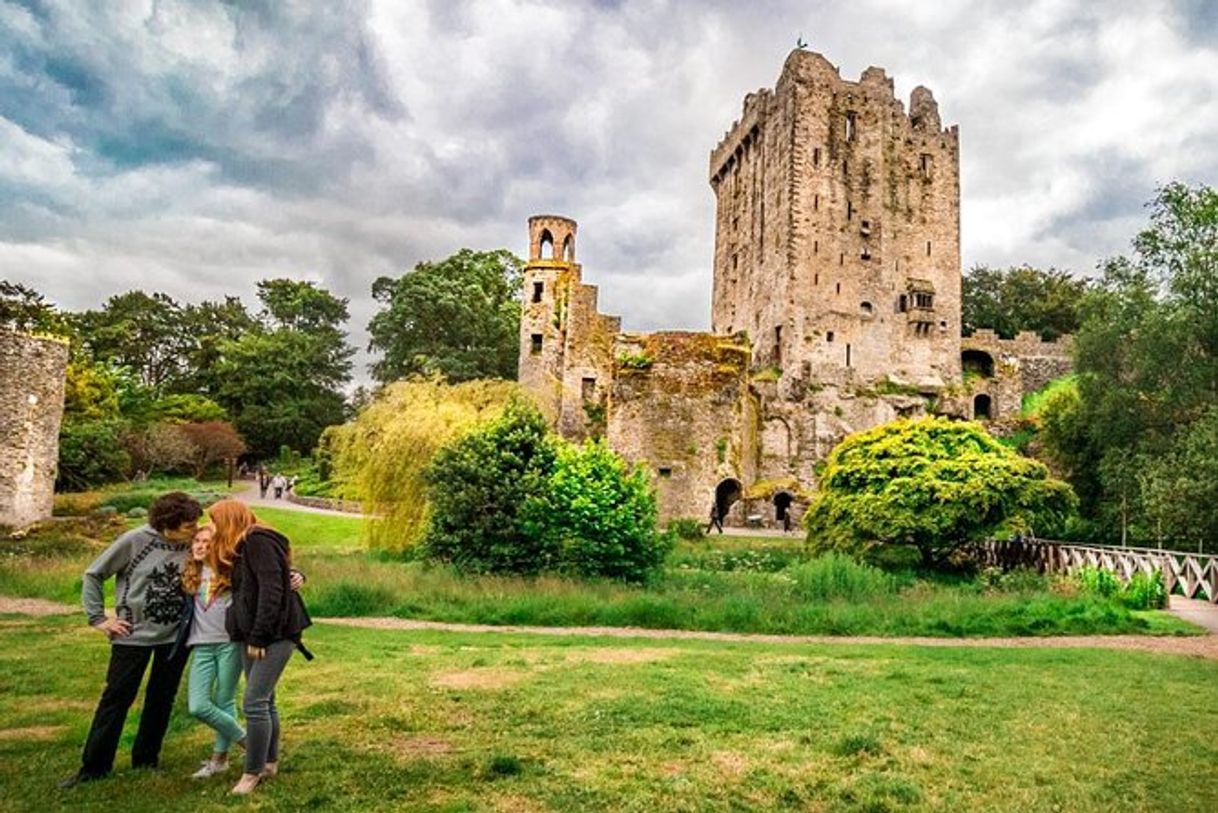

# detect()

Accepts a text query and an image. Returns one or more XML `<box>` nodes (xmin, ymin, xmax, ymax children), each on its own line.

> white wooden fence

<box><xmin>975</xmin><ymin>539</ymin><xmax>1217</xmax><ymax>604</ymax></box>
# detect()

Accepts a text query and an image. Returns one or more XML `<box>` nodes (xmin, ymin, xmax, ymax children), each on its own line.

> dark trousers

<box><xmin>79</xmin><ymin>642</ymin><xmax>189</xmax><ymax>777</ymax></box>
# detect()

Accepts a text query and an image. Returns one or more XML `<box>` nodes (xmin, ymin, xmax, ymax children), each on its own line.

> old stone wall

<box><xmin>0</xmin><ymin>331</ymin><xmax>69</xmax><ymax>528</ymax></box>
<box><xmin>959</xmin><ymin>330</ymin><xmax>1073</xmax><ymax>420</ymax></box>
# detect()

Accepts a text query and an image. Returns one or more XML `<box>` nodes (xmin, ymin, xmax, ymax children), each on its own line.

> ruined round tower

<box><xmin>0</xmin><ymin>331</ymin><xmax>69</xmax><ymax>529</ymax></box>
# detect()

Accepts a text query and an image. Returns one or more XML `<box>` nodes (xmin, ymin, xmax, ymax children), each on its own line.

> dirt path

<box><xmin>5</xmin><ymin>595</ymin><xmax>1213</xmax><ymax>660</ymax></box>
<box><xmin>318</xmin><ymin>617</ymin><xmax>1218</xmax><ymax>660</ymax></box>
<box><xmin>233</xmin><ymin>481</ymin><xmax>367</xmax><ymax>518</ymax></box>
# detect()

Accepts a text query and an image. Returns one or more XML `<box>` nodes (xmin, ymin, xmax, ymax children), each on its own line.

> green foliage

<box><xmin>423</xmin><ymin>400</ymin><xmax>560</xmax><ymax>574</ymax></box>
<box><xmin>523</xmin><ymin>440</ymin><xmax>668</xmax><ymax>583</ymax></box>
<box><xmin>714</xmin><ymin>436</ymin><xmax>728</xmax><ymax>464</ymax></box>
<box><xmin>788</xmin><ymin>553</ymin><xmax>901</xmax><ymax>602</ymax></box>
<box><xmin>367</xmin><ymin>249</ymin><xmax>523</xmax><ymax>384</ymax></box>
<box><xmin>56</xmin><ymin>419</ymin><xmax>131</xmax><ymax>490</ymax></box>
<box><xmin>1075</xmin><ymin>567</ymin><xmax>1167</xmax><ymax>610</ymax></box>
<box><xmin>962</xmin><ymin>264</ymin><xmax>1090</xmax><ymax>340</ymax></box>
<box><xmin>667</xmin><ymin>517</ymin><xmax>705</xmax><ymax>541</ymax></box>
<box><xmin>0</xmin><ymin>280</ymin><xmax>69</xmax><ymax>335</ymax></box>
<box><xmin>1020</xmin><ymin>375</ymin><xmax>1077</xmax><ymax>420</ymax></box>
<box><xmin>324</xmin><ymin>378</ymin><xmax>521</xmax><ymax>551</ymax></box>
<box><xmin>805</xmin><ymin>417</ymin><xmax>1077</xmax><ymax>566</ymax></box>
<box><xmin>72</xmin><ymin>290</ymin><xmax>191</xmax><ymax>390</ymax></box>
<box><xmin>1039</xmin><ymin>183</ymin><xmax>1218</xmax><ymax>549</ymax></box>
<box><xmin>616</xmin><ymin>351</ymin><xmax>653</xmax><ymax>371</ymax></box>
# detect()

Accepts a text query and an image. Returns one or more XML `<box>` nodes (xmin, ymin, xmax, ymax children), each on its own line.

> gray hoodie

<box><xmin>82</xmin><ymin>525</ymin><xmax>189</xmax><ymax>646</ymax></box>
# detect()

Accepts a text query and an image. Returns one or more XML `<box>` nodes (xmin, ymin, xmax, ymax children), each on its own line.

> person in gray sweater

<box><xmin>59</xmin><ymin>492</ymin><xmax>203</xmax><ymax>789</ymax></box>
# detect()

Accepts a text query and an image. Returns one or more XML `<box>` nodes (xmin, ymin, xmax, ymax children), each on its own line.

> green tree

<box><xmin>367</xmin><ymin>248</ymin><xmax>523</xmax><ymax>384</ymax></box>
<box><xmin>1040</xmin><ymin>183</ymin><xmax>1218</xmax><ymax>547</ymax></box>
<box><xmin>805</xmin><ymin>417</ymin><xmax>1076</xmax><ymax>566</ymax></box>
<box><xmin>962</xmin><ymin>265</ymin><xmax>1090</xmax><ymax>340</ymax></box>
<box><xmin>214</xmin><ymin>280</ymin><xmax>354</xmax><ymax>459</ymax></box>
<box><xmin>72</xmin><ymin>291</ymin><xmax>191</xmax><ymax>389</ymax></box>
<box><xmin>523</xmin><ymin>439</ymin><xmax>667</xmax><ymax>582</ymax></box>
<box><xmin>1</xmin><ymin>280</ymin><xmax>68</xmax><ymax>335</ymax></box>
<box><xmin>423</xmin><ymin>400</ymin><xmax>559</xmax><ymax>574</ymax></box>
<box><xmin>177</xmin><ymin>296</ymin><xmax>258</xmax><ymax>397</ymax></box>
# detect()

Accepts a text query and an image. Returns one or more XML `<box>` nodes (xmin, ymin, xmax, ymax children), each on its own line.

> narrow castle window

<box><xmin>826</xmin><ymin>331</ymin><xmax>835</xmax><ymax>343</ymax></box>
<box><xmin>732</xmin><ymin>216</ymin><xmax>739</xmax><ymax>232</ymax></box>
<box><xmin>813</xmin><ymin>147</ymin><xmax>821</xmax><ymax>167</ymax></box>
<box><xmin>847</xmin><ymin>202</ymin><xmax>853</xmax><ymax>220</ymax></box>
<box><xmin>813</xmin><ymin>240</ymin><xmax>819</xmax><ymax>255</ymax></box>
<box><xmin>860</xmin><ymin>220</ymin><xmax>871</xmax><ymax>235</ymax></box>
<box><xmin>839</xmin><ymin>253</ymin><xmax>844</xmax><ymax>266</ymax></box>
<box><xmin>658</xmin><ymin>467</ymin><xmax>673</xmax><ymax>478</ymax></box>
<box><xmin>835</xmin><ymin>282</ymin><xmax>841</xmax><ymax>295</ymax></box>
<box><xmin>915</xmin><ymin>292</ymin><xmax>934</xmax><ymax>309</ymax></box>
<box><xmin>843</xmin><ymin>159</ymin><xmax>849</xmax><ymax>175</ymax></box>
<box><xmin>530</xmin><ymin>334</ymin><xmax>543</xmax><ymax>354</ymax></box>
<box><xmin>861</xmin><ymin>247</ymin><xmax>871</xmax><ymax>261</ymax></box>
<box><xmin>774</xmin><ymin>326</ymin><xmax>783</xmax><ymax>364</ymax></box>
<box><xmin>846</xmin><ymin>344</ymin><xmax>852</xmax><ymax>367</ymax></box>
<box><xmin>814</xmin><ymin>272</ymin><xmax>819</xmax><ymax>285</ymax></box>
<box><xmin>814</xmin><ymin>194</ymin><xmax>819</xmax><ymax>211</ymax></box>
<box><xmin>732</xmin><ymin>253</ymin><xmax>739</xmax><ymax>271</ymax></box>
<box><xmin>539</xmin><ymin>230</ymin><xmax>554</xmax><ymax>260</ymax></box>
<box><xmin>581</xmin><ymin>377</ymin><xmax>596</xmax><ymax>401</ymax></box>
<box><xmin>562</xmin><ymin>235</ymin><xmax>574</xmax><ymax>261</ymax></box>
<box><xmin>860</xmin><ymin>301</ymin><xmax>874</xmax><ymax>316</ymax></box>
<box><xmin>920</xmin><ymin>153</ymin><xmax>932</xmax><ymax>179</ymax></box>
<box><xmin>926</xmin><ymin>241</ymin><xmax>932</xmax><ymax>256</ymax></box>
<box><xmin>898</xmin><ymin>294</ymin><xmax>908</xmax><ymax>312</ymax></box>
<box><xmin>532</xmin><ymin>281</ymin><xmax>544</xmax><ymax>303</ymax></box>
<box><xmin>846</xmin><ymin>112</ymin><xmax>857</xmax><ymax>142</ymax></box>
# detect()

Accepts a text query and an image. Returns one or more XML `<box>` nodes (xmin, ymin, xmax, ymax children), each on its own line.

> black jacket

<box><xmin>226</xmin><ymin>527</ymin><xmax>312</xmax><ymax>651</ymax></box>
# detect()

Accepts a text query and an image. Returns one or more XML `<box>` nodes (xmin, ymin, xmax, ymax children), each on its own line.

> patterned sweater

<box><xmin>82</xmin><ymin>525</ymin><xmax>189</xmax><ymax>646</ymax></box>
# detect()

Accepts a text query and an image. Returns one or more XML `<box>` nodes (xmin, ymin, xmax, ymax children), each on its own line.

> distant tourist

<box><xmin>257</xmin><ymin>469</ymin><xmax>270</xmax><ymax>499</ymax></box>
<box><xmin>706</xmin><ymin>501</ymin><xmax>724</xmax><ymax>534</ymax></box>
<box><xmin>207</xmin><ymin>499</ymin><xmax>312</xmax><ymax>795</ymax></box>
<box><xmin>286</xmin><ymin>475</ymin><xmax>297</xmax><ymax>495</ymax></box>
<box><xmin>59</xmin><ymin>492</ymin><xmax>203</xmax><ymax>788</ymax></box>
<box><xmin>271</xmin><ymin>474</ymin><xmax>286</xmax><ymax>500</ymax></box>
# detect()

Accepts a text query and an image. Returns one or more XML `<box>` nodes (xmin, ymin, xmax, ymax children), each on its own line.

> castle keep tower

<box><xmin>709</xmin><ymin>50</ymin><xmax>961</xmax><ymax>389</ymax></box>
<box><xmin>0</xmin><ymin>331</ymin><xmax>69</xmax><ymax>529</ymax></box>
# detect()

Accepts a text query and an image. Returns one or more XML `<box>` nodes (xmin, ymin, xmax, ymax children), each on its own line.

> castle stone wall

<box><xmin>0</xmin><ymin>331</ymin><xmax>69</xmax><ymax>528</ymax></box>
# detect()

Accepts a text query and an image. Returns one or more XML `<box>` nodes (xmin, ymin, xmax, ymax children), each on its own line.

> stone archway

<box><xmin>773</xmin><ymin>491</ymin><xmax>794</xmax><ymax>530</ymax></box>
<box><xmin>973</xmin><ymin>393</ymin><xmax>992</xmax><ymax>420</ymax></box>
<box><xmin>962</xmin><ymin>349</ymin><xmax>994</xmax><ymax>378</ymax></box>
<box><xmin>714</xmin><ymin>478</ymin><xmax>742</xmax><ymax>523</ymax></box>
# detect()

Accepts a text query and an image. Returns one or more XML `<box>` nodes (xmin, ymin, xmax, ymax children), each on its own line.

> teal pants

<box><xmin>187</xmin><ymin>642</ymin><xmax>245</xmax><ymax>754</ymax></box>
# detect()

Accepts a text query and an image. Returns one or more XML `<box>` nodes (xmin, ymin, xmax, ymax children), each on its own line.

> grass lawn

<box><xmin>2</xmin><ymin>505</ymin><xmax>1197</xmax><ymax>638</ymax></box>
<box><xmin>2</xmin><ymin>614</ymin><xmax>1216</xmax><ymax>812</ymax></box>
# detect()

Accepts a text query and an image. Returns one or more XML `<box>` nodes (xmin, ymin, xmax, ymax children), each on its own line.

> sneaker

<box><xmin>191</xmin><ymin>760</ymin><xmax>229</xmax><ymax>779</ymax></box>
<box><xmin>230</xmin><ymin>773</ymin><xmax>261</xmax><ymax>795</ymax></box>
<box><xmin>259</xmin><ymin>761</ymin><xmax>278</xmax><ymax>779</ymax></box>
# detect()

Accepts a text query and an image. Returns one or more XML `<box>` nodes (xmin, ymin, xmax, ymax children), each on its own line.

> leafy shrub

<box><xmin>1120</xmin><ymin>570</ymin><xmax>1168</xmax><ymax>610</ymax></box>
<box><xmin>523</xmin><ymin>439</ymin><xmax>668</xmax><ymax>583</ymax></box>
<box><xmin>57</xmin><ymin>419</ymin><xmax>131</xmax><ymax>490</ymax></box>
<box><xmin>424</xmin><ymin>400</ymin><xmax>559</xmax><ymax>574</ymax></box>
<box><xmin>805</xmin><ymin>417</ymin><xmax>1077</xmax><ymax>566</ymax></box>
<box><xmin>667</xmin><ymin>517</ymin><xmax>705</xmax><ymax>541</ymax></box>
<box><xmin>789</xmin><ymin>553</ymin><xmax>900</xmax><ymax>602</ymax></box>
<box><xmin>1076</xmin><ymin>566</ymin><xmax>1121</xmax><ymax>599</ymax></box>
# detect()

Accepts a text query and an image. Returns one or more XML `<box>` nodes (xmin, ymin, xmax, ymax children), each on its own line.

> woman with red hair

<box><xmin>207</xmin><ymin>499</ymin><xmax>312</xmax><ymax>796</ymax></box>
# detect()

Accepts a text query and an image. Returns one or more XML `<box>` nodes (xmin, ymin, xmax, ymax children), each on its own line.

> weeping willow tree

<box><xmin>321</xmin><ymin>378</ymin><xmax>521</xmax><ymax>551</ymax></box>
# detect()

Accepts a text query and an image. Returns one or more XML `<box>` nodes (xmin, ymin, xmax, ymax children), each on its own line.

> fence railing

<box><xmin>975</xmin><ymin>539</ymin><xmax>1217</xmax><ymax>604</ymax></box>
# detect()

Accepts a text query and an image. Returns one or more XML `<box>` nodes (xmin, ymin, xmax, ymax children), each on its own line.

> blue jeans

<box><xmin>242</xmin><ymin>640</ymin><xmax>294</xmax><ymax>774</ymax></box>
<box><xmin>188</xmin><ymin>642</ymin><xmax>245</xmax><ymax>754</ymax></box>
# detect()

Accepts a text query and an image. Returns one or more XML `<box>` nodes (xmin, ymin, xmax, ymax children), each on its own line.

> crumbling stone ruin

<box><xmin>518</xmin><ymin>49</ymin><xmax>1071</xmax><ymax>527</ymax></box>
<box><xmin>0</xmin><ymin>330</ymin><xmax>69</xmax><ymax>529</ymax></box>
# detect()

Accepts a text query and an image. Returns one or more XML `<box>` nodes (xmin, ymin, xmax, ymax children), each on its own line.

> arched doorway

<box><xmin>973</xmin><ymin>393</ymin><xmax>992</xmax><ymax>420</ymax></box>
<box><xmin>962</xmin><ymin>349</ymin><xmax>994</xmax><ymax>378</ymax></box>
<box><xmin>714</xmin><ymin>478</ymin><xmax>742</xmax><ymax>524</ymax></box>
<box><xmin>773</xmin><ymin>491</ymin><xmax>794</xmax><ymax>531</ymax></box>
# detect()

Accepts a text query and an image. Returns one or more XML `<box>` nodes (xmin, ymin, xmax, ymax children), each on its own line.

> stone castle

<box><xmin>0</xmin><ymin>331</ymin><xmax>69</xmax><ymax>529</ymax></box>
<box><xmin>518</xmin><ymin>49</ymin><xmax>1071</xmax><ymax>527</ymax></box>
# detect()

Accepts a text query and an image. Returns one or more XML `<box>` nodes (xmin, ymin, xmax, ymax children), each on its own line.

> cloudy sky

<box><xmin>3</xmin><ymin>0</ymin><xmax>1216</xmax><ymax>380</ymax></box>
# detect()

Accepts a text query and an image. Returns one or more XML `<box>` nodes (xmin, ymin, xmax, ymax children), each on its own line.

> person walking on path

<box><xmin>271</xmin><ymin>474</ymin><xmax>286</xmax><ymax>500</ymax></box>
<box><xmin>60</xmin><ymin>492</ymin><xmax>203</xmax><ymax>788</ymax></box>
<box><xmin>208</xmin><ymin>499</ymin><xmax>312</xmax><ymax>796</ymax></box>
<box><xmin>705</xmin><ymin>500</ymin><xmax>724</xmax><ymax>534</ymax></box>
<box><xmin>258</xmin><ymin>469</ymin><xmax>270</xmax><ymax>499</ymax></box>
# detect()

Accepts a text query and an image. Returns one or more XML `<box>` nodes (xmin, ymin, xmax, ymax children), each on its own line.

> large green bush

<box><xmin>805</xmin><ymin>417</ymin><xmax>1077</xmax><ymax>566</ymax></box>
<box><xmin>56</xmin><ymin>419</ymin><xmax>131</xmax><ymax>490</ymax></box>
<box><xmin>523</xmin><ymin>439</ymin><xmax>668</xmax><ymax>583</ymax></box>
<box><xmin>423</xmin><ymin>400</ymin><xmax>559</xmax><ymax>574</ymax></box>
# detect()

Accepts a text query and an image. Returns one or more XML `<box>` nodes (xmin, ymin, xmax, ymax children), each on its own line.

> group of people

<box><xmin>257</xmin><ymin>470</ymin><xmax>297</xmax><ymax>501</ymax></box>
<box><xmin>60</xmin><ymin>492</ymin><xmax>312</xmax><ymax>796</ymax></box>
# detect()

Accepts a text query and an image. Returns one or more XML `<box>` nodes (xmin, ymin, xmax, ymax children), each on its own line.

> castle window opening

<box><xmin>914</xmin><ymin>292</ymin><xmax>933</xmax><ymax>309</ymax></box>
<box><xmin>962</xmin><ymin>349</ymin><xmax>995</xmax><ymax>378</ymax></box>
<box><xmin>860</xmin><ymin>301</ymin><xmax>873</xmax><ymax>316</ymax></box>
<box><xmin>898</xmin><ymin>294</ymin><xmax>908</xmax><ymax>312</ymax></box>
<box><xmin>920</xmin><ymin>153</ymin><xmax>932</xmax><ymax>179</ymax></box>
<box><xmin>562</xmin><ymin>235</ymin><xmax>574</xmax><ymax>262</ymax></box>
<box><xmin>714</xmin><ymin>479</ymin><xmax>743</xmax><ymax>524</ymax></box>
<box><xmin>539</xmin><ymin>229</ymin><xmax>554</xmax><ymax>260</ymax></box>
<box><xmin>845</xmin><ymin>112</ymin><xmax>857</xmax><ymax>142</ymax></box>
<box><xmin>532</xmin><ymin>281</ymin><xmax>544</xmax><ymax>303</ymax></box>
<box><xmin>861</xmin><ymin>247</ymin><xmax>871</xmax><ymax>261</ymax></box>
<box><xmin>926</xmin><ymin>241</ymin><xmax>932</xmax><ymax>256</ymax></box>
<box><xmin>733</xmin><ymin>216</ymin><xmax>739</xmax><ymax>232</ymax></box>
<box><xmin>843</xmin><ymin>159</ymin><xmax>848</xmax><ymax>175</ymax></box>
<box><xmin>732</xmin><ymin>253</ymin><xmax>739</xmax><ymax>271</ymax></box>
<box><xmin>530</xmin><ymin>334</ymin><xmax>543</xmax><ymax>354</ymax></box>
<box><xmin>774</xmin><ymin>326</ymin><xmax>783</xmax><ymax>364</ymax></box>
<box><xmin>836</xmin><ymin>282</ymin><xmax>841</xmax><ymax>295</ymax></box>
<box><xmin>847</xmin><ymin>201</ymin><xmax>853</xmax><ymax>220</ymax></box>
<box><xmin>814</xmin><ymin>240</ymin><xmax>819</xmax><ymax>255</ymax></box>
<box><xmin>658</xmin><ymin>467</ymin><xmax>673</xmax><ymax>478</ymax></box>
<box><xmin>814</xmin><ymin>194</ymin><xmax>819</xmax><ymax>211</ymax></box>
<box><xmin>826</xmin><ymin>331</ymin><xmax>835</xmax><ymax>343</ymax></box>
<box><xmin>839</xmin><ymin>253</ymin><xmax>844</xmax><ymax>266</ymax></box>
<box><xmin>846</xmin><ymin>343</ymin><xmax>852</xmax><ymax>367</ymax></box>
<box><xmin>581</xmin><ymin>377</ymin><xmax>596</xmax><ymax>401</ymax></box>
<box><xmin>814</xmin><ymin>272</ymin><xmax>819</xmax><ymax>285</ymax></box>
<box><xmin>774</xmin><ymin>491</ymin><xmax>794</xmax><ymax>525</ymax></box>
<box><xmin>860</xmin><ymin>220</ymin><xmax>871</xmax><ymax>235</ymax></box>
<box><xmin>939</xmin><ymin>320</ymin><xmax>947</xmax><ymax>331</ymax></box>
<box><xmin>813</xmin><ymin>147</ymin><xmax>821</xmax><ymax>167</ymax></box>
<box><xmin>973</xmin><ymin>393</ymin><xmax>992</xmax><ymax>420</ymax></box>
